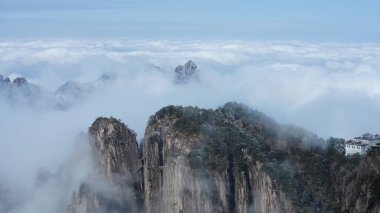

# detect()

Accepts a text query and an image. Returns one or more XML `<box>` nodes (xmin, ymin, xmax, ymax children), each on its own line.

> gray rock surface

<box><xmin>68</xmin><ymin>117</ymin><xmax>143</xmax><ymax>213</ymax></box>
<box><xmin>67</xmin><ymin>103</ymin><xmax>380</xmax><ymax>213</ymax></box>
<box><xmin>174</xmin><ymin>60</ymin><xmax>199</xmax><ymax>84</ymax></box>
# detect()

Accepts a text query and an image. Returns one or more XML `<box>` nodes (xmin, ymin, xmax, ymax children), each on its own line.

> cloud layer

<box><xmin>1</xmin><ymin>39</ymin><xmax>380</xmax><ymax>136</ymax></box>
<box><xmin>0</xmin><ymin>39</ymin><xmax>380</xmax><ymax>212</ymax></box>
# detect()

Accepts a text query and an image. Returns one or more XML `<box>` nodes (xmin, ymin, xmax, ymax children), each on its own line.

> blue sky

<box><xmin>0</xmin><ymin>0</ymin><xmax>379</xmax><ymax>41</ymax></box>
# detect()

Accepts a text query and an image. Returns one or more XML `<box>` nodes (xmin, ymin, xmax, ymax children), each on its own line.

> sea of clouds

<box><xmin>0</xmin><ymin>39</ymin><xmax>380</xmax><ymax>212</ymax></box>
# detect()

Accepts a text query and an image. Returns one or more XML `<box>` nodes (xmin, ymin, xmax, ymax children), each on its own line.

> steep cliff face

<box><xmin>328</xmin><ymin>146</ymin><xmax>380</xmax><ymax>213</ymax></box>
<box><xmin>67</xmin><ymin>103</ymin><xmax>380</xmax><ymax>213</ymax></box>
<box><xmin>88</xmin><ymin>117</ymin><xmax>142</xmax><ymax>186</ymax></box>
<box><xmin>143</xmin><ymin>105</ymin><xmax>303</xmax><ymax>213</ymax></box>
<box><xmin>143</xmin><ymin>110</ymin><xmax>227</xmax><ymax>213</ymax></box>
<box><xmin>142</xmin><ymin>103</ymin><xmax>380</xmax><ymax>213</ymax></box>
<box><xmin>68</xmin><ymin>117</ymin><xmax>143</xmax><ymax>213</ymax></box>
<box><xmin>235</xmin><ymin>161</ymin><xmax>299</xmax><ymax>213</ymax></box>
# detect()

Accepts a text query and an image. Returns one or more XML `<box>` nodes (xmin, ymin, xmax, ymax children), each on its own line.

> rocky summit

<box><xmin>174</xmin><ymin>60</ymin><xmax>199</xmax><ymax>84</ymax></box>
<box><xmin>12</xmin><ymin>77</ymin><xmax>28</xmax><ymax>87</ymax></box>
<box><xmin>0</xmin><ymin>75</ymin><xmax>48</xmax><ymax>107</ymax></box>
<box><xmin>68</xmin><ymin>103</ymin><xmax>380</xmax><ymax>213</ymax></box>
<box><xmin>68</xmin><ymin>117</ymin><xmax>143</xmax><ymax>213</ymax></box>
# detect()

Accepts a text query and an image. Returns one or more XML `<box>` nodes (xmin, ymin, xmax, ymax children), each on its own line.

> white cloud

<box><xmin>1</xmin><ymin>39</ymin><xmax>380</xmax><ymax>212</ymax></box>
<box><xmin>1</xmin><ymin>39</ymin><xmax>380</xmax><ymax>132</ymax></box>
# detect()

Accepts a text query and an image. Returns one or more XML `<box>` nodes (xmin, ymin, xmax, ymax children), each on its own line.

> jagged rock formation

<box><xmin>143</xmin><ymin>112</ymin><xmax>225</xmax><ymax>213</ymax></box>
<box><xmin>0</xmin><ymin>75</ymin><xmax>50</xmax><ymax>107</ymax></box>
<box><xmin>68</xmin><ymin>103</ymin><xmax>380</xmax><ymax>213</ymax></box>
<box><xmin>143</xmin><ymin>104</ymin><xmax>302</xmax><ymax>213</ymax></box>
<box><xmin>68</xmin><ymin>117</ymin><xmax>143</xmax><ymax>213</ymax></box>
<box><xmin>88</xmin><ymin>117</ymin><xmax>142</xmax><ymax>186</ymax></box>
<box><xmin>12</xmin><ymin>77</ymin><xmax>28</xmax><ymax>87</ymax></box>
<box><xmin>174</xmin><ymin>60</ymin><xmax>199</xmax><ymax>84</ymax></box>
<box><xmin>0</xmin><ymin>74</ymin><xmax>114</xmax><ymax>109</ymax></box>
<box><xmin>142</xmin><ymin>104</ymin><xmax>380</xmax><ymax>213</ymax></box>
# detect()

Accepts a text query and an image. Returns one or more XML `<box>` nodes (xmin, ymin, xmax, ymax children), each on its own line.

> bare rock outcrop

<box><xmin>12</xmin><ymin>77</ymin><xmax>28</xmax><ymax>87</ymax></box>
<box><xmin>142</xmin><ymin>103</ymin><xmax>380</xmax><ymax>213</ymax></box>
<box><xmin>174</xmin><ymin>60</ymin><xmax>199</xmax><ymax>84</ymax></box>
<box><xmin>143</xmin><ymin>108</ymin><xmax>225</xmax><ymax>213</ymax></box>
<box><xmin>143</xmin><ymin>105</ymin><xmax>300</xmax><ymax>213</ymax></box>
<box><xmin>68</xmin><ymin>117</ymin><xmax>143</xmax><ymax>213</ymax></box>
<box><xmin>89</xmin><ymin>117</ymin><xmax>142</xmax><ymax>185</ymax></box>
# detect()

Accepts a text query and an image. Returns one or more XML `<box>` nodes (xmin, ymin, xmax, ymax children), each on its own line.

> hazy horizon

<box><xmin>1</xmin><ymin>0</ymin><xmax>379</xmax><ymax>42</ymax></box>
<box><xmin>1</xmin><ymin>39</ymin><xmax>379</xmax><ymax>139</ymax></box>
<box><xmin>1</xmin><ymin>1</ymin><xmax>380</xmax><ymax>212</ymax></box>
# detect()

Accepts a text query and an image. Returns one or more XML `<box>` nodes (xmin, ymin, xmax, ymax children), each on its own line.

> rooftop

<box><xmin>345</xmin><ymin>140</ymin><xmax>367</xmax><ymax>146</ymax></box>
<box><xmin>353</xmin><ymin>133</ymin><xmax>380</xmax><ymax>141</ymax></box>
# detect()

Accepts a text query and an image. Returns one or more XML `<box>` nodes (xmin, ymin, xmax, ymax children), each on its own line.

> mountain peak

<box><xmin>68</xmin><ymin>117</ymin><xmax>143</xmax><ymax>213</ymax></box>
<box><xmin>12</xmin><ymin>77</ymin><xmax>28</xmax><ymax>87</ymax></box>
<box><xmin>174</xmin><ymin>60</ymin><xmax>199</xmax><ymax>84</ymax></box>
<box><xmin>184</xmin><ymin>60</ymin><xmax>197</xmax><ymax>72</ymax></box>
<box><xmin>88</xmin><ymin>117</ymin><xmax>140</xmax><ymax>182</ymax></box>
<box><xmin>0</xmin><ymin>75</ymin><xmax>11</xmax><ymax>84</ymax></box>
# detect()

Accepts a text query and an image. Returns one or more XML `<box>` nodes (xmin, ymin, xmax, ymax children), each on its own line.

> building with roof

<box><xmin>353</xmin><ymin>133</ymin><xmax>380</xmax><ymax>147</ymax></box>
<box><xmin>345</xmin><ymin>133</ymin><xmax>380</xmax><ymax>156</ymax></box>
<box><xmin>345</xmin><ymin>140</ymin><xmax>368</xmax><ymax>156</ymax></box>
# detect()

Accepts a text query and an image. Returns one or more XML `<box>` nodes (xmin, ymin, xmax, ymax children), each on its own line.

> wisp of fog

<box><xmin>0</xmin><ymin>39</ymin><xmax>380</xmax><ymax>212</ymax></box>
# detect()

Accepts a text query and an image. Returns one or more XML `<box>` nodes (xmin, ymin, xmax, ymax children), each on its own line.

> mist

<box><xmin>1</xmin><ymin>39</ymin><xmax>380</xmax><ymax>212</ymax></box>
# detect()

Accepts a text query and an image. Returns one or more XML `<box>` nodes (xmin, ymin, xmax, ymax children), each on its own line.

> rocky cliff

<box><xmin>143</xmin><ymin>104</ymin><xmax>305</xmax><ymax>213</ymax></box>
<box><xmin>68</xmin><ymin>103</ymin><xmax>380</xmax><ymax>213</ymax></box>
<box><xmin>88</xmin><ymin>117</ymin><xmax>141</xmax><ymax>185</ymax></box>
<box><xmin>174</xmin><ymin>60</ymin><xmax>199</xmax><ymax>84</ymax></box>
<box><xmin>327</xmin><ymin>141</ymin><xmax>380</xmax><ymax>213</ymax></box>
<box><xmin>68</xmin><ymin>117</ymin><xmax>143</xmax><ymax>213</ymax></box>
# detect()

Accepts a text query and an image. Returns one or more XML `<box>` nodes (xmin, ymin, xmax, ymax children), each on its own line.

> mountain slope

<box><xmin>68</xmin><ymin>103</ymin><xmax>380</xmax><ymax>213</ymax></box>
<box><xmin>55</xmin><ymin>74</ymin><xmax>115</xmax><ymax>109</ymax></box>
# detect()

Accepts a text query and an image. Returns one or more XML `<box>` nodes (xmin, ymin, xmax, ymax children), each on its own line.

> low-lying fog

<box><xmin>1</xmin><ymin>39</ymin><xmax>380</xmax><ymax>212</ymax></box>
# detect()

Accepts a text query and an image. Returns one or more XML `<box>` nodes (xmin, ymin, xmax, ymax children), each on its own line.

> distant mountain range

<box><xmin>0</xmin><ymin>60</ymin><xmax>199</xmax><ymax>109</ymax></box>
<box><xmin>0</xmin><ymin>74</ymin><xmax>115</xmax><ymax>110</ymax></box>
